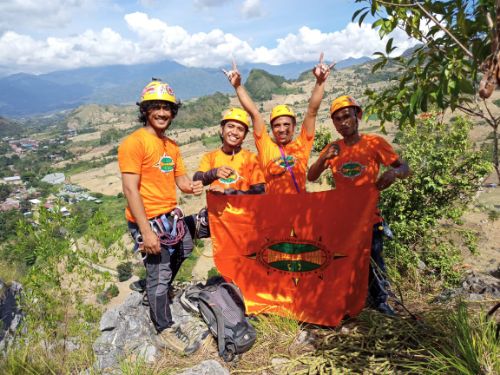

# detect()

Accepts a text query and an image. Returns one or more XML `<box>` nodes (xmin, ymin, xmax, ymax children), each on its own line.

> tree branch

<box><xmin>374</xmin><ymin>0</ymin><xmax>473</xmax><ymax>57</ymax></box>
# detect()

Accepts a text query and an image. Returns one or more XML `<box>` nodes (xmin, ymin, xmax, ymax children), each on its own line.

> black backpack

<box><xmin>180</xmin><ymin>281</ymin><xmax>256</xmax><ymax>361</ymax></box>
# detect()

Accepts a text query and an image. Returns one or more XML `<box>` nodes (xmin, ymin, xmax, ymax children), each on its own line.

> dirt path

<box><xmin>191</xmin><ymin>239</ymin><xmax>215</xmax><ymax>282</ymax></box>
<box><xmin>462</xmin><ymin>183</ymin><xmax>500</xmax><ymax>277</ymax></box>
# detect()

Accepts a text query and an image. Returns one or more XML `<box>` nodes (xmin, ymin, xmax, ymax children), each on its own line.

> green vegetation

<box><xmin>245</xmin><ymin>69</ymin><xmax>299</xmax><ymax>101</ymax></box>
<box><xmin>382</xmin><ymin>117</ymin><xmax>491</xmax><ymax>287</ymax></box>
<box><xmin>117</xmin><ymin>261</ymin><xmax>133</xmax><ymax>282</ymax></box>
<box><xmin>245</xmin><ymin>304</ymin><xmax>499</xmax><ymax>374</ymax></box>
<box><xmin>355</xmin><ymin>0</ymin><xmax>500</xmax><ymax>178</ymax></box>
<box><xmin>0</xmin><ymin>207</ymin><xmax>107</xmax><ymax>374</ymax></box>
<box><xmin>100</xmin><ymin>127</ymin><xmax>122</xmax><ymax>145</ymax></box>
<box><xmin>175</xmin><ymin>244</ymin><xmax>203</xmax><ymax>282</ymax></box>
<box><xmin>312</xmin><ymin>127</ymin><xmax>332</xmax><ymax>152</ymax></box>
<box><xmin>174</xmin><ymin>92</ymin><xmax>230</xmax><ymax>129</ymax></box>
<box><xmin>0</xmin><ymin>210</ymin><xmax>22</xmax><ymax>242</ymax></box>
<box><xmin>97</xmin><ymin>283</ymin><xmax>120</xmax><ymax>304</ymax></box>
<box><xmin>201</xmin><ymin>133</ymin><xmax>221</xmax><ymax>148</ymax></box>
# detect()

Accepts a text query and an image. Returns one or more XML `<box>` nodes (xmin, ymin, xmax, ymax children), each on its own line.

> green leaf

<box><xmin>351</xmin><ymin>7</ymin><xmax>367</xmax><ymax>22</ymax></box>
<box><xmin>358</xmin><ymin>10</ymin><xmax>369</xmax><ymax>26</ymax></box>
<box><xmin>386</xmin><ymin>38</ymin><xmax>394</xmax><ymax>55</ymax></box>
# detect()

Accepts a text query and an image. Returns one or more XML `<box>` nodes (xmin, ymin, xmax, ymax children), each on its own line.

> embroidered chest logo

<box><xmin>268</xmin><ymin>155</ymin><xmax>296</xmax><ymax>176</ymax></box>
<box><xmin>219</xmin><ymin>171</ymin><xmax>241</xmax><ymax>185</ymax></box>
<box><xmin>154</xmin><ymin>153</ymin><xmax>175</xmax><ymax>173</ymax></box>
<box><xmin>339</xmin><ymin>161</ymin><xmax>365</xmax><ymax>178</ymax></box>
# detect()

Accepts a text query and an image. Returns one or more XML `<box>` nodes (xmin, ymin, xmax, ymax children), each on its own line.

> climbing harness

<box><xmin>133</xmin><ymin>207</ymin><xmax>186</xmax><ymax>258</ymax></box>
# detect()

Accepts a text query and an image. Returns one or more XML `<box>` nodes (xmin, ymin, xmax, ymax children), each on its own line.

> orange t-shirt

<box><xmin>118</xmin><ymin>127</ymin><xmax>186</xmax><ymax>222</ymax></box>
<box><xmin>198</xmin><ymin>148</ymin><xmax>264</xmax><ymax>191</ymax></box>
<box><xmin>254</xmin><ymin>126</ymin><xmax>314</xmax><ymax>194</ymax></box>
<box><xmin>323</xmin><ymin>134</ymin><xmax>399</xmax><ymax>223</ymax></box>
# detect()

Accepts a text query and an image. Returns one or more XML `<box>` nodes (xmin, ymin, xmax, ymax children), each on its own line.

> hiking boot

<box><xmin>130</xmin><ymin>279</ymin><xmax>146</xmax><ymax>293</ymax></box>
<box><xmin>155</xmin><ymin>326</ymin><xmax>193</xmax><ymax>354</ymax></box>
<box><xmin>178</xmin><ymin>320</ymin><xmax>210</xmax><ymax>355</ymax></box>
<box><xmin>374</xmin><ymin>302</ymin><xmax>396</xmax><ymax>316</ymax></box>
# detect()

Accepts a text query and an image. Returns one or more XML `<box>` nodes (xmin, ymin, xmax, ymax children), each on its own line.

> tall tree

<box><xmin>353</xmin><ymin>0</ymin><xmax>500</xmax><ymax>178</ymax></box>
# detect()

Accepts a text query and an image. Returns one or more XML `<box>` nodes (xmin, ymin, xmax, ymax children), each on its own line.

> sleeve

<box><xmin>118</xmin><ymin>135</ymin><xmax>143</xmax><ymax>174</ymax></box>
<box><xmin>299</xmin><ymin>124</ymin><xmax>315</xmax><ymax>143</ymax></box>
<box><xmin>375</xmin><ymin>136</ymin><xmax>399</xmax><ymax>166</ymax></box>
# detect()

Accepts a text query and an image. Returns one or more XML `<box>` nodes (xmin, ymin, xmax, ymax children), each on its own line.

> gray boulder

<box><xmin>0</xmin><ymin>280</ymin><xmax>23</xmax><ymax>351</ymax></box>
<box><xmin>93</xmin><ymin>290</ymin><xmax>210</xmax><ymax>373</ymax></box>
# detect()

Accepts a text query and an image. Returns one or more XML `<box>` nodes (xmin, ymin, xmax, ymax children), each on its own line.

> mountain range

<box><xmin>0</xmin><ymin>57</ymin><xmax>370</xmax><ymax>118</ymax></box>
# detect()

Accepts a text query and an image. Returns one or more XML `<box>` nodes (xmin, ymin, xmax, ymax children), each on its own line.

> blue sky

<box><xmin>0</xmin><ymin>0</ymin><xmax>415</xmax><ymax>77</ymax></box>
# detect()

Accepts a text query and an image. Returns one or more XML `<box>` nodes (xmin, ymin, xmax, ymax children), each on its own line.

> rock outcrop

<box><xmin>0</xmin><ymin>279</ymin><xmax>23</xmax><ymax>351</ymax></box>
<box><xmin>93</xmin><ymin>290</ymin><xmax>224</xmax><ymax>374</ymax></box>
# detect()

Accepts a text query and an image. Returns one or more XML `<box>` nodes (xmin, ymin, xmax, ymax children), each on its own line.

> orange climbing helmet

<box><xmin>221</xmin><ymin>107</ymin><xmax>251</xmax><ymax>128</ymax></box>
<box><xmin>329</xmin><ymin>95</ymin><xmax>362</xmax><ymax>119</ymax></box>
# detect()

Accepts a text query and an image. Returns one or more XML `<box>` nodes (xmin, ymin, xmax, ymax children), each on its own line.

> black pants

<box><xmin>368</xmin><ymin>223</ymin><xmax>390</xmax><ymax>305</ymax></box>
<box><xmin>128</xmin><ymin>219</ymin><xmax>193</xmax><ymax>332</ymax></box>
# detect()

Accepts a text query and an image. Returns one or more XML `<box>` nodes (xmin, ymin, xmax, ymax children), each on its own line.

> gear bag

<box><xmin>181</xmin><ymin>281</ymin><xmax>256</xmax><ymax>361</ymax></box>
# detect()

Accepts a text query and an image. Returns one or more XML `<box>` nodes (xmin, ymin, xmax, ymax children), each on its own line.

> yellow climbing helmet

<box><xmin>139</xmin><ymin>79</ymin><xmax>177</xmax><ymax>104</ymax></box>
<box><xmin>221</xmin><ymin>107</ymin><xmax>250</xmax><ymax>128</ymax></box>
<box><xmin>270</xmin><ymin>104</ymin><xmax>296</xmax><ymax>123</ymax></box>
<box><xmin>329</xmin><ymin>95</ymin><xmax>362</xmax><ymax>119</ymax></box>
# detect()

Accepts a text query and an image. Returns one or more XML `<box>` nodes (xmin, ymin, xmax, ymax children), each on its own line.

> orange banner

<box><xmin>207</xmin><ymin>186</ymin><xmax>379</xmax><ymax>326</ymax></box>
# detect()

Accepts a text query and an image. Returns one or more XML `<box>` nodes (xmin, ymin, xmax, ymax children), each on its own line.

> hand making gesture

<box><xmin>312</xmin><ymin>52</ymin><xmax>335</xmax><ymax>83</ymax></box>
<box><xmin>222</xmin><ymin>59</ymin><xmax>241</xmax><ymax>88</ymax></box>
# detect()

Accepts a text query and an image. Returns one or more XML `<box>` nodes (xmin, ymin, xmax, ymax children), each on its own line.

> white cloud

<box><xmin>250</xmin><ymin>23</ymin><xmax>417</xmax><ymax>65</ymax></box>
<box><xmin>0</xmin><ymin>0</ymin><xmax>99</xmax><ymax>31</ymax></box>
<box><xmin>0</xmin><ymin>28</ymin><xmax>138</xmax><ymax>74</ymax></box>
<box><xmin>0</xmin><ymin>13</ymin><xmax>418</xmax><ymax>75</ymax></box>
<box><xmin>241</xmin><ymin>0</ymin><xmax>262</xmax><ymax>19</ymax></box>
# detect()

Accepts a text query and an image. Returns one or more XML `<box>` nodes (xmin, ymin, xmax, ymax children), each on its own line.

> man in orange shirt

<box><xmin>307</xmin><ymin>95</ymin><xmax>410</xmax><ymax>315</ymax></box>
<box><xmin>193</xmin><ymin>107</ymin><xmax>265</xmax><ymax>195</ymax></box>
<box><xmin>118</xmin><ymin>79</ymin><xmax>203</xmax><ymax>353</ymax></box>
<box><xmin>223</xmin><ymin>54</ymin><xmax>333</xmax><ymax>193</ymax></box>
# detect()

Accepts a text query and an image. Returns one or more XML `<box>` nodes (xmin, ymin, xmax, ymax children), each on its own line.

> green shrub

<box><xmin>381</xmin><ymin>117</ymin><xmax>491</xmax><ymax>287</ymax></box>
<box><xmin>207</xmin><ymin>267</ymin><xmax>220</xmax><ymax>279</ymax></box>
<box><xmin>312</xmin><ymin>127</ymin><xmax>332</xmax><ymax>152</ymax></box>
<box><xmin>97</xmin><ymin>284</ymin><xmax>119</xmax><ymax>304</ymax></box>
<box><xmin>117</xmin><ymin>261</ymin><xmax>133</xmax><ymax>282</ymax></box>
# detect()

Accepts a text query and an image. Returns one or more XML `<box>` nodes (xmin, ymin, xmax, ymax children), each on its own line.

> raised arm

<box><xmin>302</xmin><ymin>53</ymin><xmax>335</xmax><ymax>137</ymax></box>
<box><xmin>223</xmin><ymin>60</ymin><xmax>266</xmax><ymax>137</ymax></box>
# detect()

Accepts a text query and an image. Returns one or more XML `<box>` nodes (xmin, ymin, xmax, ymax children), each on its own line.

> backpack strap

<box><xmin>198</xmin><ymin>289</ymin><xmax>228</xmax><ymax>359</ymax></box>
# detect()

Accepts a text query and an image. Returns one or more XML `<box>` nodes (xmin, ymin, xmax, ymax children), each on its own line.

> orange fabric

<box><xmin>323</xmin><ymin>134</ymin><xmax>398</xmax><ymax>223</ymax></box>
<box><xmin>198</xmin><ymin>148</ymin><xmax>264</xmax><ymax>191</ymax></box>
<box><xmin>324</xmin><ymin>134</ymin><xmax>398</xmax><ymax>189</ymax></box>
<box><xmin>254</xmin><ymin>126</ymin><xmax>313</xmax><ymax>194</ymax></box>
<box><xmin>118</xmin><ymin>127</ymin><xmax>186</xmax><ymax>221</ymax></box>
<box><xmin>207</xmin><ymin>186</ymin><xmax>379</xmax><ymax>326</ymax></box>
